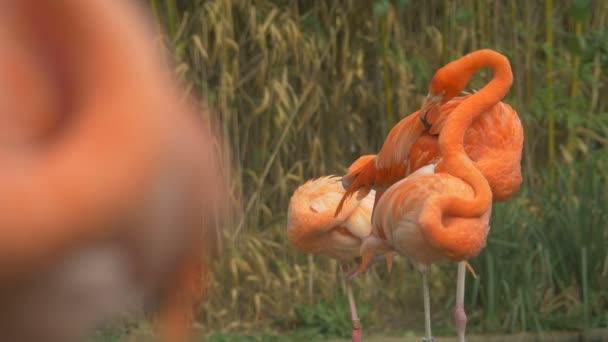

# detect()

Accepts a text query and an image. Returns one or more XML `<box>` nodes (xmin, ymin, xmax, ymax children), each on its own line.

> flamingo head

<box><xmin>429</xmin><ymin>61</ymin><xmax>474</xmax><ymax>103</ymax></box>
<box><xmin>420</xmin><ymin>63</ymin><xmax>472</xmax><ymax>130</ymax></box>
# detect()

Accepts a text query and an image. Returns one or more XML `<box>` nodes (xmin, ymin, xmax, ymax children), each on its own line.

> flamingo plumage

<box><xmin>0</xmin><ymin>1</ymin><xmax>226</xmax><ymax>341</ymax></box>
<box><xmin>337</xmin><ymin>93</ymin><xmax>523</xmax><ymax>217</ymax></box>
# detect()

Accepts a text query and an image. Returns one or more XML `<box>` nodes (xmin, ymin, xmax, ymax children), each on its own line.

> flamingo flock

<box><xmin>0</xmin><ymin>1</ymin><xmax>523</xmax><ymax>341</ymax></box>
<box><xmin>288</xmin><ymin>49</ymin><xmax>524</xmax><ymax>341</ymax></box>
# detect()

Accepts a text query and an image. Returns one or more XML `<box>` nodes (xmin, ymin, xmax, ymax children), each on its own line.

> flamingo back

<box><xmin>431</xmin><ymin>95</ymin><xmax>524</xmax><ymax>202</ymax></box>
<box><xmin>288</xmin><ymin>176</ymin><xmax>375</xmax><ymax>261</ymax></box>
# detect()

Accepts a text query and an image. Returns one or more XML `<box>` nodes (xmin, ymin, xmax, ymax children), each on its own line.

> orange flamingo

<box><xmin>350</xmin><ymin>49</ymin><xmax>522</xmax><ymax>341</ymax></box>
<box><xmin>0</xmin><ymin>1</ymin><xmax>226</xmax><ymax>341</ymax></box>
<box><xmin>337</xmin><ymin>93</ymin><xmax>523</xmax><ymax>217</ymax></box>
<box><xmin>335</xmin><ymin>97</ymin><xmax>523</xmax><ymax>312</ymax></box>
<box><xmin>288</xmin><ymin>156</ymin><xmax>381</xmax><ymax>342</ymax></box>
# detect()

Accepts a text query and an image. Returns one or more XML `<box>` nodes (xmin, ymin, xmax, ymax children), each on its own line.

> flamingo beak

<box><xmin>419</xmin><ymin>94</ymin><xmax>442</xmax><ymax>129</ymax></box>
<box><xmin>341</xmin><ymin>176</ymin><xmax>351</xmax><ymax>191</ymax></box>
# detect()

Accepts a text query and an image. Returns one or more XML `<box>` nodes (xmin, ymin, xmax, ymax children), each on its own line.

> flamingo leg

<box><xmin>341</xmin><ymin>264</ymin><xmax>362</xmax><ymax>342</ymax></box>
<box><xmin>421</xmin><ymin>267</ymin><xmax>434</xmax><ymax>342</ymax></box>
<box><xmin>346</xmin><ymin>278</ymin><xmax>362</xmax><ymax>342</ymax></box>
<box><xmin>455</xmin><ymin>261</ymin><xmax>468</xmax><ymax>342</ymax></box>
<box><xmin>157</xmin><ymin>255</ymin><xmax>202</xmax><ymax>342</ymax></box>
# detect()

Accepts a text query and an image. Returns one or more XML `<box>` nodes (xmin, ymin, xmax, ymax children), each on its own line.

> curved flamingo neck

<box><xmin>440</xmin><ymin>50</ymin><xmax>512</xmax><ymax>155</ymax></box>
<box><xmin>436</xmin><ymin>50</ymin><xmax>513</xmax><ymax>217</ymax></box>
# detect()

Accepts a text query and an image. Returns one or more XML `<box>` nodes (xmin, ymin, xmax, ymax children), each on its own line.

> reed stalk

<box><xmin>545</xmin><ymin>0</ymin><xmax>555</xmax><ymax>170</ymax></box>
<box><xmin>380</xmin><ymin>13</ymin><xmax>394</xmax><ymax>130</ymax></box>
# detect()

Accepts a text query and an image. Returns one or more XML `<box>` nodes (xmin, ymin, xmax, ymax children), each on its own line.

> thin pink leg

<box><xmin>421</xmin><ymin>266</ymin><xmax>433</xmax><ymax>342</ymax></box>
<box><xmin>341</xmin><ymin>264</ymin><xmax>361</xmax><ymax>342</ymax></box>
<box><xmin>346</xmin><ymin>280</ymin><xmax>361</xmax><ymax>342</ymax></box>
<box><xmin>454</xmin><ymin>261</ymin><xmax>467</xmax><ymax>342</ymax></box>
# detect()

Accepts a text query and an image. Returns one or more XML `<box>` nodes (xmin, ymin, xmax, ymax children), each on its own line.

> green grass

<box><xmin>273</xmin><ymin>296</ymin><xmax>370</xmax><ymax>339</ymax></box>
<box><xmin>468</xmin><ymin>152</ymin><xmax>608</xmax><ymax>334</ymax></box>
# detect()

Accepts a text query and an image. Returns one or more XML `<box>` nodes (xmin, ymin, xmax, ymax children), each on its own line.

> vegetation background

<box><xmin>142</xmin><ymin>0</ymin><xmax>607</xmax><ymax>340</ymax></box>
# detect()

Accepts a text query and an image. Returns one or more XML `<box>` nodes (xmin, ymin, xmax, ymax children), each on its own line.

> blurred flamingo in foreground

<box><xmin>348</xmin><ymin>50</ymin><xmax>522</xmax><ymax>342</ymax></box>
<box><xmin>0</xmin><ymin>1</ymin><xmax>226</xmax><ymax>341</ymax></box>
<box><xmin>287</xmin><ymin>156</ymin><xmax>378</xmax><ymax>342</ymax></box>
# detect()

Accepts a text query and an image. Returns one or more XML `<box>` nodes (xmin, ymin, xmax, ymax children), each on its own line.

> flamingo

<box><xmin>336</xmin><ymin>97</ymin><xmax>522</xmax><ymax>318</ymax></box>
<box><xmin>348</xmin><ymin>49</ymin><xmax>522</xmax><ymax>341</ymax></box>
<box><xmin>0</xmin><ymin>1</ymin><xmax>226</xmax><ymax>341</ymax></box>
<box><xmin>287</xmin><ymin>155</ymin><xmax>380</xmax><ymax>342</ymax></box>
<box><xmin>337</xmin><ymin>92</ymin><xmax>523</xmax><ymax>216</ymax></box>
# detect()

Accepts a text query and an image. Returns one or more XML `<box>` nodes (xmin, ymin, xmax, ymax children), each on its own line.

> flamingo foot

<box><xmin>454</xmin><ymin>304</ymin><xmax>467</xmax><ymax>342</ymax></box>
<box><xmin>351</xmin><ymin>319</ymin><xmax>362</xmax><ymax>342</ymax></box>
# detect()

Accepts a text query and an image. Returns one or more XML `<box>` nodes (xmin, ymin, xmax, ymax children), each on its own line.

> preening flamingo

<box><xmin>287</xmin><ymin>156</ymin><xmax>377</xmax><ymax>342</ymax></box>
<box><xmin>349</xmin><ymin>49</ymin><xmax>522</xmax><ymax>341</ymax></box>
<box><xmin>342</xmin><ymin>96</ymin><xmax>521</xmax><ymax>341</ymax></box>
<box><xmin>358</xmin><ymin>163</ymin><xmax>491</xmax><ymax>341</ymax></box>
<box><xmin>0</xmin><ymin>1</ymin><xmax>226</xmax><ymax>341</ymax></box>
<box><xmin>416</xmin><ymin>50</ymin><xmax>522</xmax><ymax>341</ymax></box>
<box><xmin>337</xmin><ymin>87</ymin><xmax>523</xmax><ymax>216</ymax></box>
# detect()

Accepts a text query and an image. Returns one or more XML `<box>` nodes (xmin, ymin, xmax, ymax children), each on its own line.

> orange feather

<box><xmin>335</xmin><ymin>154</ymin><xmax>377</xmax><ymax>216</ymax></box>
<box><xmin>338</xmin><ymin>93</ymin><xmax>523</xmax><ymax>219</ymax></box>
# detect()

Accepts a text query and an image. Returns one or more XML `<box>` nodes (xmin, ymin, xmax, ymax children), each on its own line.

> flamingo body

<box><xmin>339</xmin><ymin>94</ymin><xmax>523</xmax><ymax>216</ymax></box>
<box><xmin>288</xmin><ymin>175</ymin><xmax>375</xmax><ymax>261</ymax></box>
<box><xmin>287</xmin><ymin>156</ymin><xmax>377</xmax><ymax>342</ymax></box>
<box><xmin>430</xmin><ymin>96</ymin><xmax>523</xmax><ymax>202</ymax></box>
<box><xmin>366</xmin><ymin>164</ymin><xmax>491</xmax><ymax>267</ymax></box>
<box><xmin>0</xmin><ymin>1</ymin><xmax>226</xmax><ymax>341</ymax></box>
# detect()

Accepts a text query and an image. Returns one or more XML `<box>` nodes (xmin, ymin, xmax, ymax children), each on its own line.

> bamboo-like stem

<box><xmin>380</xmin><ymin>14</ymin><xmax>394</xmax><ymax>130</ymax></box>
<box><xmin>476</xmin><ymin>0</ymin><xmax>485</xmax><ymax>48</ymax></box>
<box><xmin>511</xmin><ymin>0</ymin><xmax>522</xmax><ymax>104</ymax></box>
<box><xmin>524</xmin><ymin>0</ymin><xmax>533</xmax><ymax>106</ymax></box>
<box><xmin>513</xmin><ymin>0</ymin><xmax>535</xmax><ymax>187</ymax></box>
<box><xmin>148</xmin><ymin>0</ymin><xmax>164</xmax><ymax>37</ymax></box>
<box><xmin>545</xmin><ymin>0</ymin><xmax>555</xmax><ymax>170</ymax></box>
<box><xmin>568</xmin><ymin>21</ymin><xmax>582</xmax><ymax>155</ymax></box>
<box><xmin>442</xmin><ymin>0</ymin><xmax>450</xmax><ymax>63</ymax></box>
<box><xmin>568</xmin><ymin>20</ymin><xmax>582</xmax><ymax>190</ymax></box>
<box><xmin>165</xmin><ymin>0</ymin><xmax>178</xmax><ymax>39</ymax></box>
<box><xmin>582</xmin><ymin>247</ymin><xmax>589</xmax><ymax>341</ymax></box>
<box><xmin>308</xmin><ymin>254</ymin><xmax>315</xmax><ymax>304</ymax></box>
<box><xmin>590</xmin><ymin>4</ymin><xmax>607</xmax><ymax>113</ymax></box>
<box><xmin>493</xmin><ymin>0</ymin><xmax>499</xmax><ymax>48</ymax></box>
<box><xmin>470</xmin><ymin>0</ymin><xmax>477</xmax><ymax>51</ymax></box>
